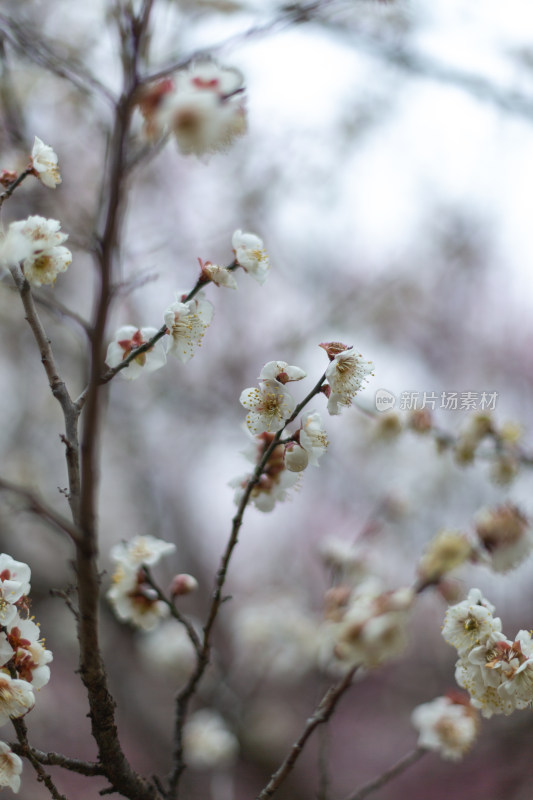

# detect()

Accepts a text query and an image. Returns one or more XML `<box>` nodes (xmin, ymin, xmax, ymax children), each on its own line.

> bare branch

<box><xmin>144</xmin><ymin>1</ymin><xmax>333</xmax><ymax>83</ymax></box>
<box><xmin>256</xmin><ymin>667</ymin><xmax>358</xmax><ymax>800</ymax></box>
<box><xmin>8</xmin><ymin>266</ymin><xmax>82</xmax><ymax>523</ymax></box>
<box><xmin>342</xmin><ymin>747</ymin><xmax>426</xmax><ymax>800</ymax></box>
<box><xmin>0</xmin><ymin>13</ymin><xmax>115</xmax><ymax>105</ymax></box>
<box><xmin>10</xmin><ymin>741</ymin><xmax>104</xmax><ymax>777</ymax></box>
<box><xmin>0</xmin><ymin>167</ymin><xmax>33</xmax><ymax>209</ymax></box>
<box><xmin>166</xmin><ymin>370</ymin><xmax>327</xmax><ymax>798</ymax></box>
<box><xmin>0</xmin><ymin>476</ymin><xmax>82</xmax><ymax>544</ymax></box>
<box><xmin>143</xmin><ymin>569</ymin><xmax>203</xmax><ymax>658</ymax></box>
<box><xmin>11</xmin><ymin>717</ymin><xmax>70</xmax><ymax>800</ymax></box>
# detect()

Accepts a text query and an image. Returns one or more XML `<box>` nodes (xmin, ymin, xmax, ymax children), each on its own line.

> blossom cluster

<box><xmin>105</xmin><ymin>230</ymin><xmax>269</xmax><ymax>378</ymax></box>
<box><xmin>138</xmin><ymin>60</ymin><xmax>246</xmax><ymax>157</ymax></box>
<box><xmin>107</xmin><ymin>535</ymin><xmax>176</xmax><ymax>630</ymax></box>
<box><xmin>443</xmin><ymin>588</ymin><xmax>533</xmax><ymax>718</ymax></box>
<box><xmin>0</xmin><ymin>216</ymin><xmax>71</xmax><ymax>287</ymax></box>
<box><xmin>232</xmin><ymin>344</ymin><xmax>373</xmax><ymax>512</ymax></box>
<box><xmin>0</xmin><ymin>554</ymin><xmax>53</xmax><ymax>793</ymax></box>
<box><xmin>315</xmin><ymin>538</ymin><xmax>414</xmax><ymax>672</ymax></box>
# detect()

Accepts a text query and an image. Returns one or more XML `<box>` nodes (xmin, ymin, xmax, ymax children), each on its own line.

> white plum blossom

<box><xmin>232</xmin><ymin>596</ymin><xmax>319</xmax><ymax>682</ymax></box>
<box><xmin>0</xmin><ymin>555</ymin><xmax>31</xmax><ymax>627</ymax></box>
<box><xmin>443</xmin><ymin>590</ymin><xmax>533</xmax><ymax>718</ymax></box>
<box><xmin>231</xmin><ymin>467</ymin><xmax>299</xmax><ymax>512</ymax></box>
<box><xmin>164</xmin><ymin>292</ymin><xmax>214</xmax><ymax>363</ymax></box>
<box><xmin>0</xmin><ymin>742</ymin><xmax>23</xmax><ymax>793</ymax></box>
<box><xmin>259</xmin><ymin>361</ymin><xmax>306</xmax><ymax>384</ymax></box>
<box><xmin>324</xmin><ymin>348</ymin><xmax>374</xmax><ymax>415</ymax></box>
<box><xmin>240</xmin><ymin>380</ymin><xmax>296</xmax><ymax>435</ymax></box>
<box><xmin>153</xmin><ymin>61</ymin><xmax>246</xmax><ymax>156</ymax></box>
<box><xmin>232</xmin><ymin>230</ymin><xmax>270</xmax><ymax>284</ymax></box>
<box><xmin>202</xmin><ymin>262</ymin><xmax>237</xmax><ymax>289</ymax></box>
<box><xmin>0</xmin><ymin>674</ymin><xmax>35</xmax><ymax>726</ymax></box>
<box><xmin>136</xmin><ymin>619</ymin><xmax>197</xmax><ymax>680</ymax></box>
<box><xmin>334</xmin><ymin>587</ymin><xmax>414</xmax><ymax>668</ymax></box>
<box><xmin>475</xmin><ymin>505</ymin><xmax>533</xmax><ymax>572</ymax></box>
<box><xmin>442</xmin><ymin>588</ymin><xmax>501</xmax><ymax>657</ymax></box>
<box><xmin>6</xmin><ymin>617</ymin><xmax>53</xmax><ymax>689</ymax></box>
<box><xmin>110</xmin><ymin>535</ymin><xmax>176</xmax><ymax>569</ymax></box>
<box><xmin>230</xmin><ymin>433</ymin><xmax>300</xmax><ymax>511</ymax></box>
<box><xmin>107</xmin><ymin>536</ymin><xmax>176</xmax><ymax>630</ymax></box>
<box><xmin>299</xmin><ymin>411</ymin><xmax>328</xmax><ymax>466</ymax></box>
<box><xmin>183</xmin><ymin>709</ymin><xmax>239</xmax><ymax>770</ymax></box>
<box><xmin>105</xmin><ymin>326</ymin><xmax>167</xmax><ymax>380</ymax></box>
<box><xmin>0</xmin><ymin>216</ymin><xmax>71</xmax><ymax>286</ymax></box>
<box><xmin>31</xmin><ymin>136</ymin><xmax>61</xmax><ymax>188</ymax></box>
<box><xmin>411</xmin><ymin>696</ymin><xmax>478</xmax><ymax>760</ymax></box>
<box><xmin>107</xmin><ymin>563</ymin><xmax>170</xmax><ymax>631</ymax></box>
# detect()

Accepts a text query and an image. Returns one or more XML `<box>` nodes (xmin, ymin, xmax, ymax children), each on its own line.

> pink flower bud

<box><xmin>319</xmin><ymin>341</ymin><xmax>350</xmax><ymax>360</ymax></box>
<box><xmin>169</xmin><ymin>573</ymin><xmax>199</xmax><ymax>597</ymax></box>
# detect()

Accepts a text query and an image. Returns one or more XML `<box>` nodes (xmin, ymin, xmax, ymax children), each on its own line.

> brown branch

<box><xmin>0</xmin><ymin>12</ymin><xmax>115</xmax><ymax>104</ymax></box>
<box><xmin>96</xmin><ymin>264</ymin><xmax>237</xmax><ymax>387</ymax></box>
<box><xmin>0</xmin><ymin>476</ymin><xmax>82</xmax><ymax>544</ymax></box>
<box><xmin>143</xmin><ymin>569</ymin><xmax>203</xmax><ymax>657</ymax></box>
<box><xmin>256</xmin><ymin>667</ymin><xmax>358</xmax><ymax>800</ymax></box>
<box><xmin>167</xmin><ymin>370</ymin><xmax>327</xmax><ymax>798</ymax></box>
<box><xmin>144</xmin><ymin>1</ymin><xmax>331</xmax><ymax>83</ymax></box>
<box><xmin>342</xmin><ymin>747</ymin><xmax>426</xmax><ymax>800</ymax></box>
<box><xmin>0</xmin><ymin>167</ymin><xmax>32</xmax><ymax>208</ymax></box>
<box><xmin>70</xmin><ymin>6</ymin><xmax>162</xmax><ymax>800</ymax></box>
<box><xmin>11</xmin><ymin>717</ymin><xmax>70</xmax><ymax>800</ymax></box>
<box><xmin>10</xmin><ymin>741</ymin><xmax>104</xmax><ymax>777</ymax></box>
<box><xmin>8</xmin><ymin>266</ymin><xmax>82</xmax><ymax>524</ymax></box>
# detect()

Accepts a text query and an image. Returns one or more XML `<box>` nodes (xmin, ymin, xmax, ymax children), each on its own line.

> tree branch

<box><xmin>0</xmin><ymin>13</ymin><xmax>115</xmax><ymax>105</ymax></box>
<box><xmin>10</xmin><ymin>742</ymin><xmax>104</xmax><ymax>777</ymax></box>
<box><xmin>166</xmin><ymin>370</ymin><xmax>327</xmax><ymax>798</ymax></box>
<box><xmin>256</xmin><ymin>667</ymin><xmax>358</xmax><ymax>800</ymax></box>
<box><xmin>11</xmin><ymin>717</ymin><xmax>70</xmax><ymax>800</ymax></box>
<box><xmin>342</xmin><ymin>747</ymin><xmax>426</xmax><ymax>800</ymax></box>
<box><xmin>0</xmin><ymin>476</ymin><xmax>82</xmax><ymax>544</ymax></box>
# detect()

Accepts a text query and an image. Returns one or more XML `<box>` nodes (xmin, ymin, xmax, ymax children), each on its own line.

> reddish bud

<box><xmin>169</xmin><ymin>573</ymin><xmax>199</xmax><ymax>597</ymax></box>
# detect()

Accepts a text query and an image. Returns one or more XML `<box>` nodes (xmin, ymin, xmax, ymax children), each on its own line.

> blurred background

<box><xmin>1</xmin><ymin>0</ymin><xmax>533</xmax><ymax>798</ymax></box>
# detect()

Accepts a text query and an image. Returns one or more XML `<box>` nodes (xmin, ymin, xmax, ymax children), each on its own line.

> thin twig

<box><xmin>96</xmin><ymin>263</ymin><xmax>237</xmax><ymax>388</ymax></box>
<box><xmin>11</xmin><ymin>718</ymin><xmax>70</xmax><ymax>800</ymax></box>
<box><xmin>144</xmin><ymin>1</ymin><xmax>330</xmax><ymax>83</ymax></box>
<box><xmin>342</xmin><ymin>747</ymin><xmax>426</xmax><ymax>800</ymax></box>
<box><xmin>317</xmin><ymin>725</ymin><xmax>330</xmax><ymax>800</ymax></box>
<box><xmin>8</xmin><ymin>265</ymin><xmax>82</xmax><ymax>523</ymax></box>
<box><xmin>0</xmin><ymin>167</ymin><xmax>33</xmax><ymax>208</ymax></box>
<box><xmin>167</xmin><ymin>370</ymin><xmax>327</xmax><ymax>799</ymax></box>
<box><xmin>9</xmin><ymin>741</ymin><xmax>104</xmax><ymax>777</ymax></box>
<box><xmin>256</xmin><ymin>667</ymin><xmax>358</xmax><ymax>800</ymax></box>
<box><xmin>0</xmin><ymin>476</ymin><xmax>82</xmax><ymax>544</ymax></box>
<box><xmin>0</xmin><ymin>13</ymin><xmax>115</xmax><ymax>105</ymax></box>
<box><xmin>143</xmin><ymin>568</ymin><xmax>202</xmax><ymax>657</ymax></box>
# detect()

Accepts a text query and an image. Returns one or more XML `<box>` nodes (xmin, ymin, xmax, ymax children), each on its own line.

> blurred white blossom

<box><xmin>0</xmin><ymin>216</ymin><xmax>71</xmax><ymax>286</ymax></box>
<box><xmin>105</xmin><ymin>326</ymin><xmax>167</xmax><ymax>380</ymax></box>
<box><xmin>0</xmin><ymin>742</ymin><xmax>22</xmax><ymax>793</ymax></box>
<box><xmin>31</xmin><ymin>136</ymin><xmax>61</xmax><ymax>189</ymax></box>
<box><xmin>411</xmin><ymin>696</ymin><xmax>478</xmax><ymax>760</ymax></box>
<box><xmin>0</xmin><ymin>674</ymin><xmax>35</xmax><ymax>726</ymax></box>
<box><xmin>184</xmin><ymin>709</ymin><xmax>239</xmax><ymax>770</ymax></box>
